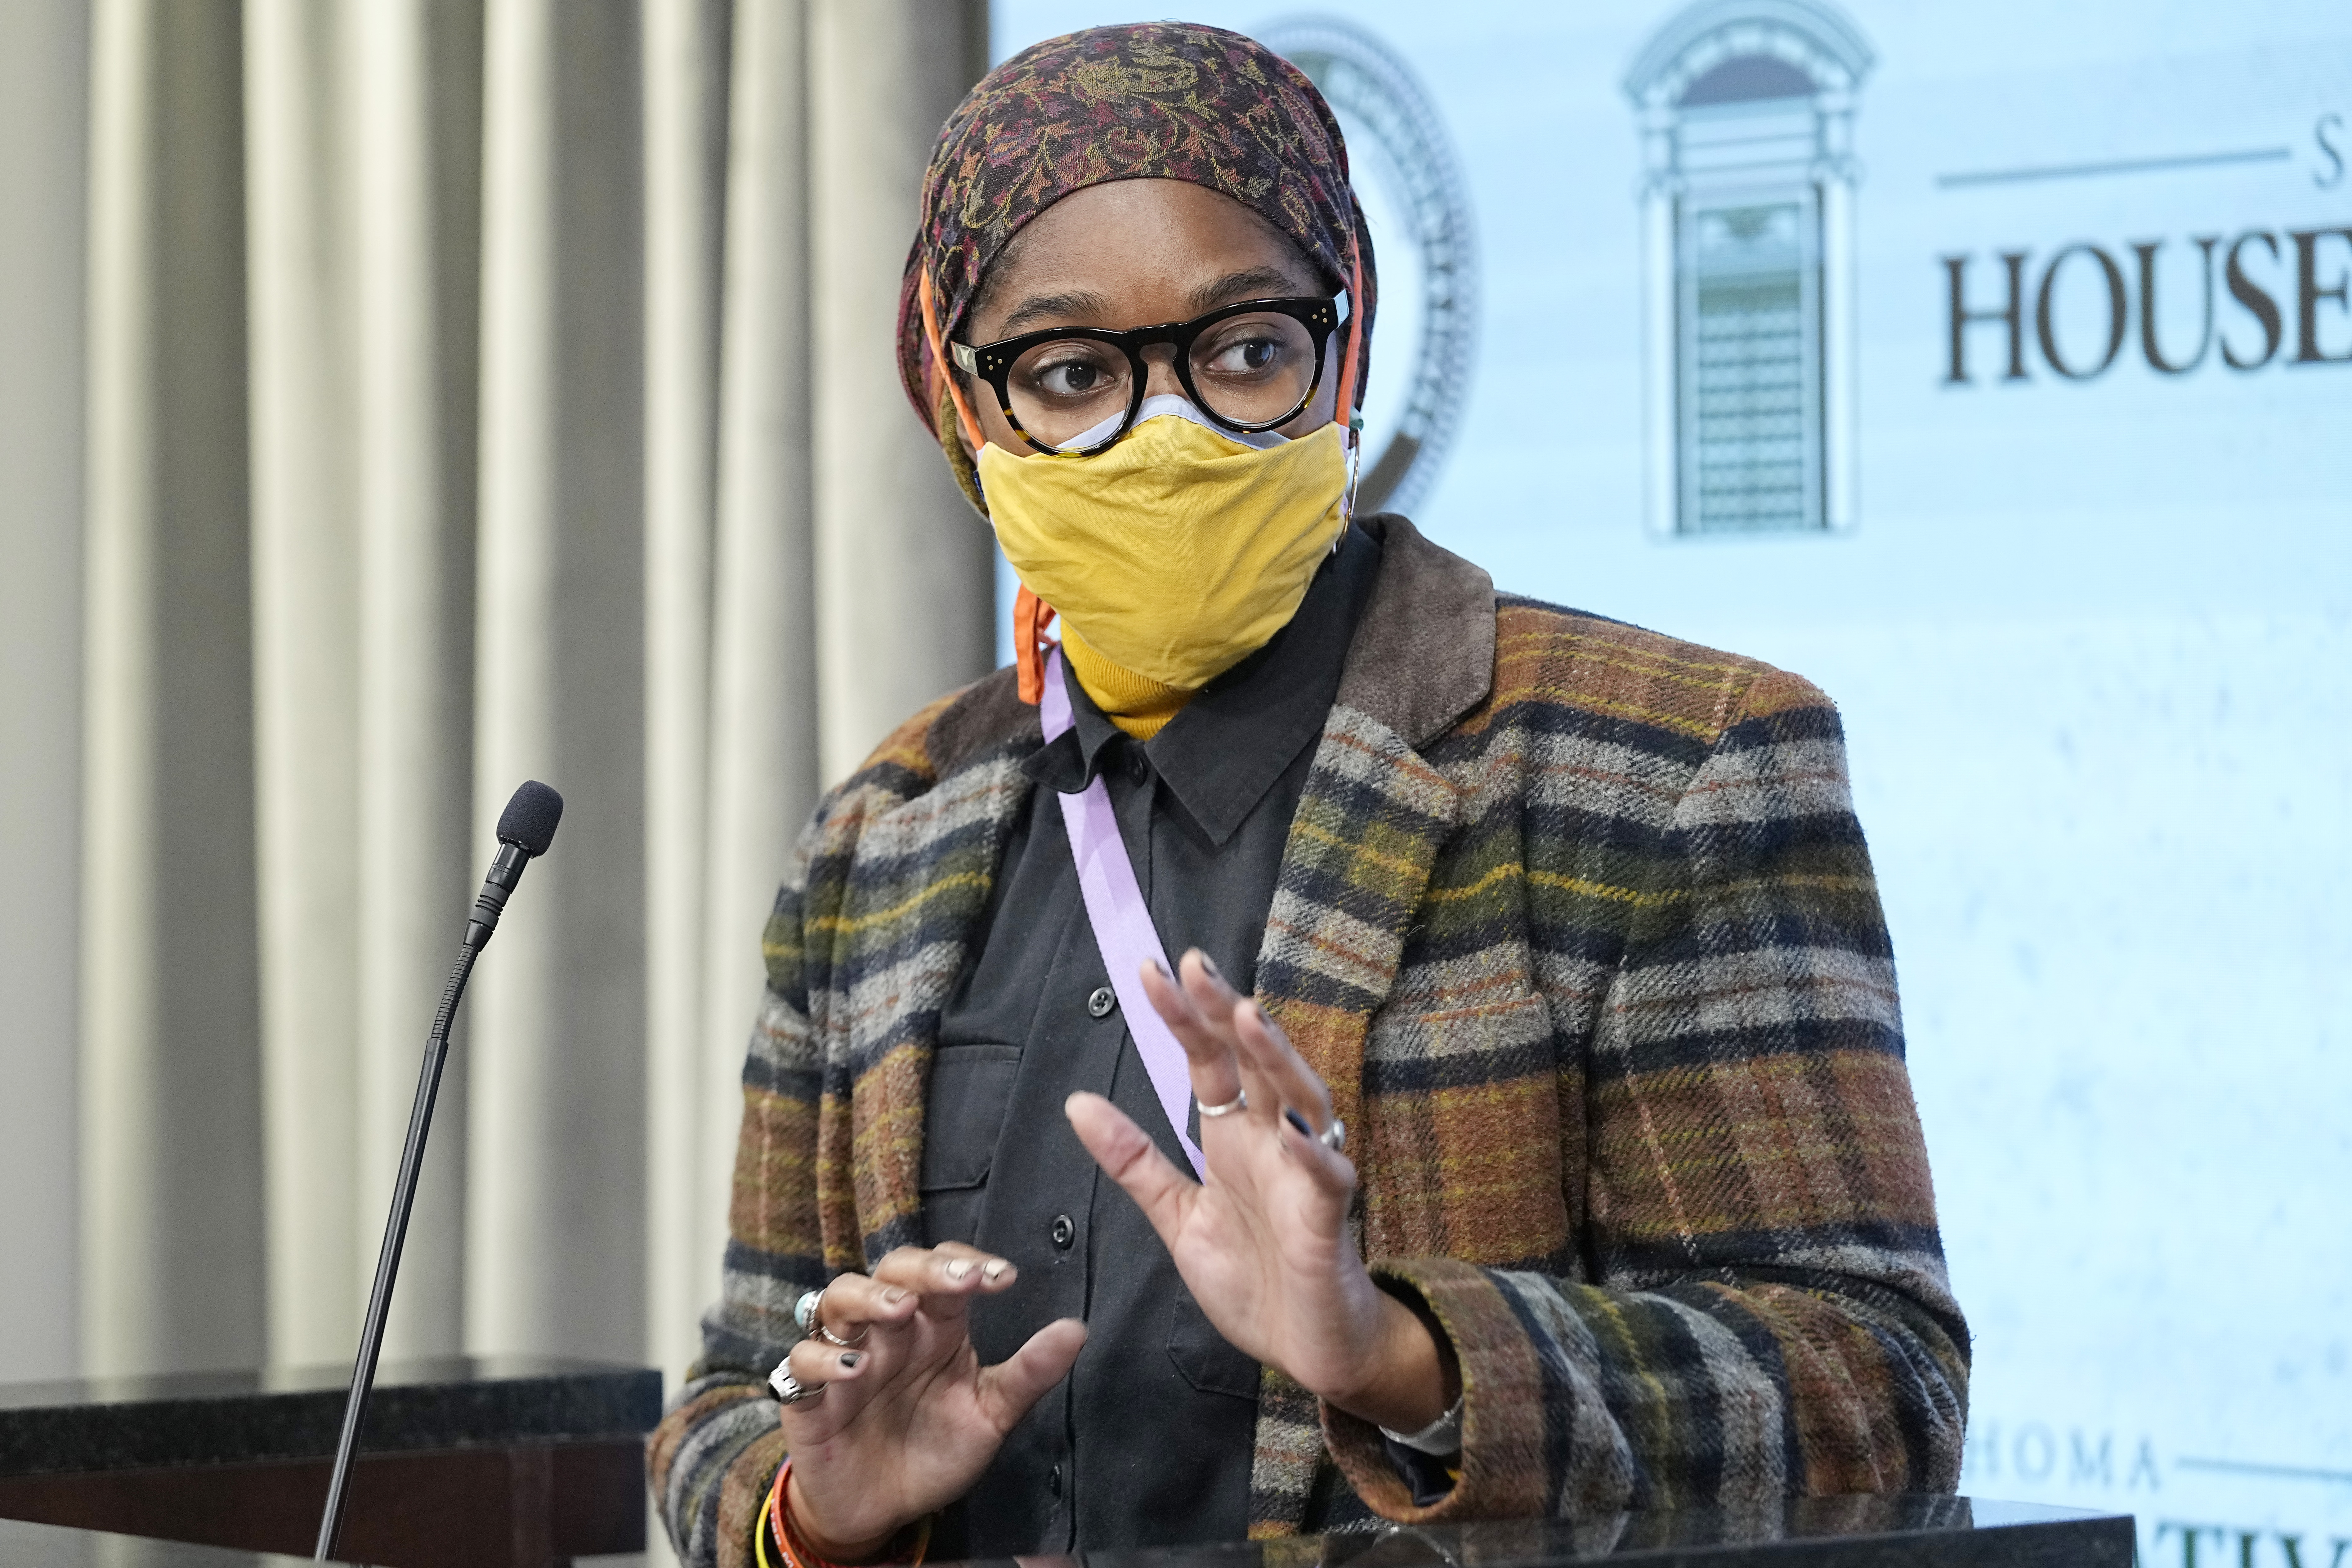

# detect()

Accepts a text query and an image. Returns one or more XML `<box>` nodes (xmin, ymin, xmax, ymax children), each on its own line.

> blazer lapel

<box><xmin>1255</xmin><ymin>707</ymin><xmax>1461</xmax><ymax>1146</ymax></box>
<box><xmin>1254</xmin><ymin>514</ymin><xmax>1497</xmax><ymax>1143</ymax></box>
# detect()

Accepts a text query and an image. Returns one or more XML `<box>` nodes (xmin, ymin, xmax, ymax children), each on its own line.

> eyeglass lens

<box><xmin>1007</xmin><ymin>311</ymin><xmax>1320</xmax><ymax>451</ymax></box>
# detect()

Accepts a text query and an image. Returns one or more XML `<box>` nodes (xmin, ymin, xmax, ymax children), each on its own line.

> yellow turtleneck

<box><xmin>1061</xmin><ymin>625</ymin><xmax>1196</xmax><ymax>741</ymax></box>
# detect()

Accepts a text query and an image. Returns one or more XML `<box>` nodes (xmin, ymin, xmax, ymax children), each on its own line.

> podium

<box><xmin>0</xmin><ymin>1356</ymin><xmax>659</xmax><ymax>1567</ymax></box>
<box><xmin>0</xmin><ymin>1357</ymin><xmax>2133</xmax><ymax>1568</ymax></box>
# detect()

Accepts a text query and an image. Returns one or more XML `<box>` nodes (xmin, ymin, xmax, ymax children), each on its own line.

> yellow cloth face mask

<box><xmin>978</xmin><ymin>400</ymin><xmax>1351</xmax><ymax>693</ymax></box>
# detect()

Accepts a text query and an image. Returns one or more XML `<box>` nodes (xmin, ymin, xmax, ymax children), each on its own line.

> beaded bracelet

<box><xmin>761</xmin><ymin>1458</ymin><xmax>932</xmax><ymax>1568</ymax></box>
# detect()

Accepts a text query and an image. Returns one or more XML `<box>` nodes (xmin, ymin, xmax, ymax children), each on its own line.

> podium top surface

<box><xmin>0</xmin><ymin>1496</ymin><xmax>2133</xmax><ymax>1568</ymax></box>
<box><xmin>934</xmin><ymin>1499</ymin><xmax>2135</xmax><ymax>1568</ymax></box>
<box><xmin>0</xmin><ymin>1356</ymin><xmax>661</xmax><ymax>1476</ymax></box>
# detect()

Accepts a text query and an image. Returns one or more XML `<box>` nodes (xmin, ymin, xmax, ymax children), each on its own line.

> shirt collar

<box><xmin>1023</xmin><ymin>523</ymin><xmax>1381</xmax><ymax>845</ymax></box>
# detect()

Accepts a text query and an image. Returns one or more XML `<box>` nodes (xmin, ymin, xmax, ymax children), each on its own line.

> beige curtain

<box><xmin>0</xmin><ymin>0</ymin><xmax>92</xmax><ymax>1383</ymax></box>
<box><xmin>82</xmin><ymin>0</ymin><xmax>267</xmax><ymax>1378</ymax></box>
<box><xmin>67</xmin><ymin>0</ymin><xmax>991</xmax><ymax>1384</ymax></box>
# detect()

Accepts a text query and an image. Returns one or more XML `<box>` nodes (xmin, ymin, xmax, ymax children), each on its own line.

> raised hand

<box><xmin>774</xmin><ymin>1244</ymin><xmax>1085</xmax><ymax>1559</ymax></box>
<box><xmin>1063</xmin><ymin>952</ymin><xmax>1456</xmax><ymax>1433</ymax></box>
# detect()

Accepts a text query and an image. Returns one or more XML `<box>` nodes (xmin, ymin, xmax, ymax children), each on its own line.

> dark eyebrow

<box><xmin>1187</xmin><ymin>266</ymin><xmax>1316</xmax><ymax>314</ymax></box>
<box><xmin>991</xmin><ymin>265</ymin><xmax>1321</xmax><ymax>340</ymax></box>
<box><xmin>995</xmin><ymin>289</ymin><xmax>1112</xmax><ymax>336</ymax></box>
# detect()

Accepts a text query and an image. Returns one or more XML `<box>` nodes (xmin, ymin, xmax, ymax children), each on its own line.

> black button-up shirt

<box><xmin>921</xmin><ymin>525</ymin><xmax>1380</xmax><ymax>1557</ymax></box>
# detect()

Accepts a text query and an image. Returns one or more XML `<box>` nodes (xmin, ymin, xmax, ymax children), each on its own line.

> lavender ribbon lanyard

<box><xmin>1038</xmin><ymin>646</ymin><xmax>1207</xmax><ymax>1180</ymax></box>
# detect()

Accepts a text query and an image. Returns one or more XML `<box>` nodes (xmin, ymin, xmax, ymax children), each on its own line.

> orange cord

<box><xmin>922</xmin><ymin>266</ymin><xmax>1058</xmax><ymax>704</ymax></box>
<box><xmin>918</xmin><ymin>269</ymin><xmax>984</xmax><ymax>454</ymax></box>
<box><xmin>1012</xmin><ymin>586</ymin><xmax>1058</xmax><ymax>706</ymax></box>
<box><xmin>1334</xmin><ymin>236</ymin><xmax>1366</xmax><ymax>441</ymax></box>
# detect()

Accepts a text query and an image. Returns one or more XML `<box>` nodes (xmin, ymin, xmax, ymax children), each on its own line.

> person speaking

<box><xmin>651</xmin><ymin>22</ymin><xmax>1968</xmax><ymax>1568</ymax></box>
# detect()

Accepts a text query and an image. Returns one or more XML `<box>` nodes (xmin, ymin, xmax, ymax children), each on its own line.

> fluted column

<box><xmin>808</xmin><ymin>0</ymin><xmax>994</xmax><ymax>780</ymax></box>
<box><xmin>641</xmin><ymin>0</ymin><xmax>729</xmax><ymax>1378</ymax></box>
<box><xmin>0</xmin><ymin>0</ymin><xmax>91</xmax><ymax>1384</ymax></box>
<box><xmin>244</xmin><ymin>0</ymin><xmax>363</xmax><ymax>1367</ymax></box>
<box><xmin>468</xmin><ymin>0</ymin><xmax>647</xmax><ymax>1361</ymax></box>
<box><xmin>351</xmin><ymin>0</ymin><xmax>484</xmax><ymax>1360</ymax></box>
<box><xmin>81</xmin><ymin>0</ymin><xmax>266</xmax><ymax>1376</ymax></box>
<box><xmin>693</xmin><ymin>0</ymin><xmax>821</xmax><ymax>1362</ymax></box>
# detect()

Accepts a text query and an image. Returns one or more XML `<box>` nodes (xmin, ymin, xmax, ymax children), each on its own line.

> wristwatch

<box><xmin>1379</xmin><ymin>1395</ymin><xmax>1464</xmax><ymax>1456</ymax></box>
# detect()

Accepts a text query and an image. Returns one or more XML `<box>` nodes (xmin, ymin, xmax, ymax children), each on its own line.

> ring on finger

<box><xmin>1281</xmin><ymin>1106</ymin><xmax>1347</xmax><ymax>1152</ymax></box>
<box><xmin>795</xmin><ymin>1282</ymin><xmax>870</xmax><ymax>1347</ymax></box>
<box><xmin>769</xmin><ymin>1360</ymin><xmax>825</xmax><ymax>1405</ymax></box>
<box><xmin>1198</xmin><ymin>1090</ymin><xmax>1248</xmax><ymax>1119</ymax></box>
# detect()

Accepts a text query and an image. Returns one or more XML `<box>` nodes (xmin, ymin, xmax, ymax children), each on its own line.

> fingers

<box><xmin>1232</xmin><ymin>997</ymin><xmax>1333</xmax><ymax>1129</ymax></box>
<box><xmin>975</xmin><ymin>1318</ymin><xmax>1088</xmax><ymax>1433</ymax></box>
<box><xmin>1151</xmin><ymin>949</ymin><xmax>1291</xmax><ymax>1133</ymax></box>
<box><xmin>1174</xmin><ymin>952</ymin><xmax>1338</xmax><ymax>1135</ymax></box>
<box><xmin>869</xmin><ymin>1243</ymin><xmax>1018</xmax><ymax>1321</ymax></box>
<box><xmin>1229</xmin><ymin>1003</ymin><xmax>1355</xmax><ymax>1195</ymax></box>
<box><xmin>1146</xmin><ymin>952</ymin><xmax>1351</xmax><ymax>1195</ymax></box>
<box><xmin>786</xmin><ymin>1333</ymin><xmax>870</xmax><ymax>1387</ymax></box>
<box><xmin>778</xmin><ymin>1248</ymin><xmax>1018</xmax><ymax>1437</ymax></box>
<box><xmin>807</xmin><ymin>1271</ymin><xmax>918</xmax><ymax>1343</ymax></box>
<box><xmin>1065</xmin><ymin>1091</ymin><xmax>1196</xmax><ymax>1243</ymax></box>
<box><xmin>776</xmin><ymin>1333</ymin><xmax>875</xmax><ymax>1435</ymax></box>
<box><xmin>1140</xmin><ymin>956</ymin><xmax>1244</xmax><ymax>1113</ymax></box>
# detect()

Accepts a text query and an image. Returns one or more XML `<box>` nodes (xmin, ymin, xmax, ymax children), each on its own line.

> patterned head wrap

<box><xmin>896</xmin><ymin>22</ymin><xmax>1377</xmax><ymax>466</ymax></box>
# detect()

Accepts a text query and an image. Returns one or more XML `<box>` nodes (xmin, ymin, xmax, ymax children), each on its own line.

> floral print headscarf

<box><xmin>895</xmin><ymin>21</ymin><xmax>1378</xmax><ymax>452</ymax></box>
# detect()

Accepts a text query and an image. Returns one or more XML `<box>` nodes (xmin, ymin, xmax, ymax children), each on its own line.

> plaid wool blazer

<box><xmin>649</xmin><ymin>516</ymin><xmax>1970</xmax><ymax>1567</ymax></box>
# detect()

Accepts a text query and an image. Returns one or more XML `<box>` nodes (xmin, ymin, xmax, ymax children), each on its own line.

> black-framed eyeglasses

<box><xmin>949</xmin><ymin>294</ymin><xmax>1347</xmax><ymax>456</ymax></box>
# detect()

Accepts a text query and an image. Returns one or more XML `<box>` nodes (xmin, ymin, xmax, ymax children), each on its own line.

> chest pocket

<box><xmin>1361</xmin><ymin>989</ymin><xmax>1572</xmax><ymax>1263</ymax></box>
<box><xmin>1167</xmin><ymin>1277</ymin><xmax>1262</xmax><ymax>1400</ymax></box>
<box><xmin>921</xmin><ymin>1043</ymin><xmax>1021</xmax><ymax>1247</ymax></box>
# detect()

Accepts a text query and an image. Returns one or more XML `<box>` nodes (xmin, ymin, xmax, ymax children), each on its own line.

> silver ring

<box><xmin>769</xmin><ymin>1360</ymin><xmax>825</xmax><ymax>1405</ymax></box>
<box><xmin>1317</xmin><ymin>1117</ymin><xmax>1347</xmax><ymax>1153</ymax></box>
<box><xmin>1198</xmin><ymin>1090</ymin><xmax>1248</xmax><ymax>1119</ymax></box>
<box><xmin>796</xmin><ymin>1282</ymin><xmax>868</xmax><ymax>1347</ymax></box>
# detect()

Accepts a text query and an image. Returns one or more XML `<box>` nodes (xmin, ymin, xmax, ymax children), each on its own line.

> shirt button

<box><xmin>1126</xmin><ymin>750</ymin><xmax>1149</xmax><ymax>784</ymax></box>
<box><xmin>1048</xmin><ymin>1462</ymin><xmax>1064</xmax><ymax>1498</ymax></box>
<box><xmin>1086</xmin><ymin>985</ymin><xmax>1116</xmax><ymax>1019</ymax></box>
<box><xmin>1049</xmin><ymin>1213</ymin><xmax>1075</xmax><ymax>1250</ymax></box>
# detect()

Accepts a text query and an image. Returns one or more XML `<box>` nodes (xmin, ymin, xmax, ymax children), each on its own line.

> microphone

<box><xmin>464</xmin><ymin>780</ymin><xmax>564</xmax><ymax>949</ymax></box>
<box><xmin>315</xmin><ymin>781</ymin><xmax>565</xmax><ymax>1561</ymax></box>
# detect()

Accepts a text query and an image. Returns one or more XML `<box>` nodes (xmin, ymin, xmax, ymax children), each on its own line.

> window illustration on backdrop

<box><xmin>1625</xmin><ymin>1</ymin><xmax>1872</xmax><ymax>535</ymax></box>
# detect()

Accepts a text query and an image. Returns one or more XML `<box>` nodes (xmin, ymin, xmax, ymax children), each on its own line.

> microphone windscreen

<box><xmin>496</xmin><ymin>780</ymin><xmax>564</xmax><ymax>856</ymax></box>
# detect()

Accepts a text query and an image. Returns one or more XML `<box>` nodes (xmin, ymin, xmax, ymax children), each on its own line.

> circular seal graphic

<box><xmin>1258</xmin><ymin>16</ymin><xmax>1479</xmax><ymax>517</ymax></box>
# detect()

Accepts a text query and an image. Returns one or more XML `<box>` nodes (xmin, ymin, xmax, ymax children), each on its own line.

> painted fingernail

<box><xmin>838</xmin><ymin>1351</ymin><xmax>862</xmax><ymax>1370</ymax></box>
<box><xmin>945</xmin><ymin>1259</ymin><xmax>973</xmax><ymax>1281</ymax></box>
<box><xmin>1198</xmin><ymin>954</ymin><xmax>1223</xmax><ymax>980</ymax></box>
<box><xmin>1284</xmin><ymin>1107</ymin><xmax>1312</xmax><ymax>1138</ymax></box>
<box><xmin>881</xmin><ymin>1286</ymin><xmax>909</xmax><ymax>1305</ymax></box>
<box><xmin>1150</xmin><ymin>956</ymin><xmax>1170</xmax><ymax>978</ymax></box>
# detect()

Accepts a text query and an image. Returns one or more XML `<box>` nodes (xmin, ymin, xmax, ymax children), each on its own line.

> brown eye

<box><xmin>1187</xmin><ymin>312</ymin><xmax>1318</xmax><ymax>428</ymax></box>
<box><xmin>1005</xmin><ymin>337</ymin><xmax>1134</xmax><ymax>449</ymax></box>
<box><xmin>1036</xmin><ymin>358</ymin><xmax>1108</xmax><ymax>396</ymax></box>
<box><xmin>1207</xmin><ymin>336</ymin><xmax>1283</xmax><ymax>376</ymax></box>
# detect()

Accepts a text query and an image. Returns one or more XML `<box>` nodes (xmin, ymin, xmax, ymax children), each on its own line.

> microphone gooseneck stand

<box><xmin>315</xmin><ymin>785</ymin><xmax>560</xmax><ymax>1562</ymax></box>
